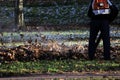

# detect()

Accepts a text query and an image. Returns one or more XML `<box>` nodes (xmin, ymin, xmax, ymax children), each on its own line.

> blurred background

<box><xmin>0</xmin><ymin>0</ymin><xmax>119</xmax><ymax>48</ymax></box>
<box><xmin>0</xmin><ymin>0</ymin><xmax>119</xmax><ymax>30</ymax></box>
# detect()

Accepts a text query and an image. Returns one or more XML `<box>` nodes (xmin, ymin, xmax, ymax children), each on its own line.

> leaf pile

<box><xmin>0</xmin><ymin>41</ymin><xmax>119</xmax><ymax>62</ymax></box>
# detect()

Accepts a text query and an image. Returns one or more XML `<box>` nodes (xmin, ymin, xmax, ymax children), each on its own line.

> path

<box><xmin>1</xmin><ymin>73</ymin><xmax>120</xmax><ymax>80</ymax></box>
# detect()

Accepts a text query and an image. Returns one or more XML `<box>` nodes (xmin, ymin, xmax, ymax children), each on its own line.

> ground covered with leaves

<box><xmin>0</xmin><ymin>41</ymin><xmax>120</xmax><ymax>62</ymax></box>
<box><xmin>0</xmin><ymin>27</ymin><xmax>119</xmax><ymax>78</ymax></box>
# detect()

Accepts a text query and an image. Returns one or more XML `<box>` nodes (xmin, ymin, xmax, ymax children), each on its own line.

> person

<box><xmin>87</xmin><ymin>0</ymin><xmax>118</xmax><ymax>60</ymax></box>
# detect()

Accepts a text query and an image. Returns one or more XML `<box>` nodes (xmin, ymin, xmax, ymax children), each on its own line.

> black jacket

<box><xmin>87</xmin><ymin>0</ymin><xmax>118</xmax><ymax>23</ymax></box>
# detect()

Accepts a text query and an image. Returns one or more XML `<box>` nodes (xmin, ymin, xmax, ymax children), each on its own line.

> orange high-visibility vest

<box><xmin>92</xmin><ymin>0</ymin><xmax>110</xmax><ymax>15</ymax></box>
<box><xmin>92</xmin><ymin>0</ymin><xmax>110</xmax><ymax>10</ymax></box>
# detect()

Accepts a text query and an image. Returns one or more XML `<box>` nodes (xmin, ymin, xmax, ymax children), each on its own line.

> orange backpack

<box><xmin>92</xmin><ymin>0</ymin><xmax>110</xmax><ymax>15</ymax></box>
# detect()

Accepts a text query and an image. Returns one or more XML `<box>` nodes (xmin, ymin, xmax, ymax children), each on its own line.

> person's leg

<box><xmin>88</xmin><ymin>20</ymin><xmax>99</xmax><ymax>60</ymax></box>
<box><xmin>101</xmin><ymin>20</ymin><xmax>110</xmax><ymax>60</ymax></box>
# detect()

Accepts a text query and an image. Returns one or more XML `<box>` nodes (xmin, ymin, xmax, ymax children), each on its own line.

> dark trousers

<box><xmin>88</xmin><ymin>19</ymin><xmax>110</xmax><ymax>60</ymax></box>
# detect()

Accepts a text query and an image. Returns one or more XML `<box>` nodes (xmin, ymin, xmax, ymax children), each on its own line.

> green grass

<box><xmin>2</xmin><ymin>30</ymin><xmax>88</xmax><ymax>36</ymax></box>
<box><xmin>0</xmin><ymin>60</ymin><xmax>120</xmax><ymax>77</ymax></box>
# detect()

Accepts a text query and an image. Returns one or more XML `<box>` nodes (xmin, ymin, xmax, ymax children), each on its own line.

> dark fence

<box><xmin>0</xmin><ymin>0</ymin><xmax>120</xmax><ymax>28</ymax></box>
<box><xmin>0</xmin><ymin>0</ymin><xmax>16</xmax><ymax>7</ymax></box>
<box><xmin>0</xmin><ymin>0</ymin><xmax>16</xmax><ymax>30</ymax></box>
<box><xmin>23</xmin><ymin>0</ymin><xmax>91</xmax><ymax>26</ymax></box>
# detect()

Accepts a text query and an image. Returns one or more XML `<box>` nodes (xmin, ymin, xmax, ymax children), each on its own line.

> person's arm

<box><xmin>87</xmin><ymin>0</ymin><xmax>95</xmax><ymax>18</ymax></box>
<box><xmin>108</xmin><ymin>1</ymin><xmax>119</xmax><ymax>23</ymax></box>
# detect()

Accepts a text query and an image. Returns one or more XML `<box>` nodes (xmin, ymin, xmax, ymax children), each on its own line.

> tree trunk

<box><xmin>14</xmin><ymin>0</ymin><xmax>19</xmax><ymax>27</ymax></box>
<box><xmin>18</xmin><ymin>0</ymin><xmax>24</xmax><ymax>28</ymax></box>
<box><xmin>15</xmin><ymin>0</ymin><xmax>24</xmax><ymax>29</ymax></box>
